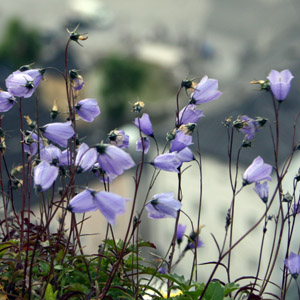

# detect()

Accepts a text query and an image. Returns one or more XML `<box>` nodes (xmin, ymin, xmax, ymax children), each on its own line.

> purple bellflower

<box><xmin>190</xmin><ymin>75</ymin><xmax>222</xmax><ymax>105</ymax></box>
<box><xmin>145</xmin><ymin>192</ymin><xmax>182</xmax><ymax>219</ymax></box>
<box><xmin>20</xmin><ymin>68</ymin><xmax>45</xmax><ymax>88</ymax></box>
<box><xmin>0</xmin><ymin>91</ymin><xmax>16</xmax><ymax>112</ymax></box>
<box><xmin>136</xmin><ymin>137</ymin><xmax>150</xmax><ymax>154</ymax></box>
<box><xmin>75</xmin><ymin>98</ymin><xmax>101</xmax><ymax>122</ymax></box>
<box><xmin>284</xmin><ymin>252</ymin><xmax>300</xmax><ymax>279</ymax></box>
<box><xmin>185</xmin><ymin>233</ymin><xmax>204</xmax><ymax>251</ymax></box>
<box><xmin>176</xmin><ymin>224</ymin><xmax>187</xmax><ymax>245</ymax></box>
<box><xmin>176</xmin><ymin>147</ymin><xmax>194</xmax><ymax>163</ymax></box>
<box><xmin>170</xmin><ymin>131</ymin><xmax>193</xmax><ymax>152</ymax></box>
<box><xmin>108</xmin><ymin>129</ymin><xmax>129</xmax><ymax>148</ymax></box>
<box><xmin>75</xmin><ymin>143</ymin><xmax>98</xmax><ymax>173</ymax></box>
<box><xmin>23</xmin><ymin>131</ymin><xmax>44</xmax><ymax>156</ymax></box>
<box><xmin>40</xmin><ymin>145</ymin><xmax>62</xmax><ymax>165</ymax></box>
<box><xmin>59</xmin><ymin>149</ymin><xmax>71</xmax><ymax>166</ymax></box>
<box><xmin>5</xmin><ymin>72</ymin><xmax>35</xmax><ymax>98</ymax></box>
<box><xmin>40</xmin><ymin>121</ymin><xmax>75</xmax><ymax>148</ymax></box>
<box><xmin>69</xmin><ymin>189</ymin><xmax>128</xmax><ymax>225</ymax></box>
<box><xmin>254</xmin><ymin>181</ymin><xmax>269</xmax><ymax>203</ymax></box>
<box><xmin>92</xmin><ymin>163</ymin><xmax>118</xmax><ymax>183</ymax></box>
<box><xmin>34</xmin><ymin>160</ymin><xmax>59</xmax><ymax>192</ymax></box>
<box><xmin>152</xmin><ymin>153</ymin><xmax>181</xmax><ymax>172</ymax></box>
<box><xmin>239</xmin><ymin>115</ymin><xmax>258</xmax><ymax>140</ymax></box>
<box><xmin>267</xmin><ymin>69</ymin><xmax>294</xmax><ymax>101</ymax></box>
<box><xmin>243</xmin><ymin>156</ymin><xmax>272</xmax><ymax>186</ymax></box>
<box><xmin>96</xmin><ymin>144</ymin><xmax>135</xmax><ymax>176</ymax></box>
<box><xmin>134</xmin><ymin>113</ymin><xmax>154</xmax><ymax>136</ymax></box>
<box><xmin>177</xmin><ymin>104</ymin><xmax>204</xmax><ymax>126</ymax></box>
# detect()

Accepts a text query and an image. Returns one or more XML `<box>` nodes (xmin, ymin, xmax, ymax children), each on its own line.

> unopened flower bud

<box><xmin>50</xmin><ymin>99</ymin><xmax>59</xmax><ymax>120</ymax></box>
<box><xmin>250</xmin><ymin>79</ymin><xmax>270</xmax><ymax>91</ymax></box>
<box><xmin>24</xmin><ymin>116</ymin><xmax>36</xmax><ymax>130</ymax></box>
<box><xmin>132</xmin><ymin>101</ymin><xmax>145</xmax><ymax>113</ymax></box>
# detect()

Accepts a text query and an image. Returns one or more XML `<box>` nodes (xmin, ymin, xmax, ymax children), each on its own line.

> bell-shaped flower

<box><xmin>177</xmin><ymin>104</ymin><xmax>204</xmax><ymax>126</ymax></box>
<box><xmin>190</xmin><ymin>75</ymin><xmax>222</xmax><ymax>104</ymax></box>
<box><xmin>176</xmin><ymin>147</ymin><xmax>194</xmax><ymax>163</ymax></box>
<box><xmin>75</xmin><ymin>143</ymin><xmax>97</xmax><ymax>173</ymax></box>
<box><xmin>136</xmin><ymin>137</ymin><xmax>150</xmax><ymax>154</ymax></box>
<box><xmin>243</xmin><ymin>156</ymin><xmax>272</xmax><ymax>186</ymax></box>
<box><xmin>70</xmin><ymin>70</ymin><xmax>85</xmax><ymax>91</ymax></box>
<box><xmin>40</xmin><ymin>121</ymin><xmax>75</xmax><ymax>148</ymax></box>
<box><xmin>75</xmin><ymin>98</ymin><xmax>101</xmax><ymax>122</ymax></box>
<box><xmin>108</xmin><ymin>129</ymin><xmax>129</xmax><ymax>148</ymax></box>
<box><xmin>34</xmin><ymin>160</ymin><xmax>59</xmax><ymax>192</ymax></box>
<box><xmin>152</xmin><ymin>153</ymin><xmax>181</xmax><ymax>172</ymax></box>
<box><xmin>284</xmin><ymin>252</ymin><xmax>300</xmax><ymax>279</ymax></box>
<box><xmin>145</xmin><ymin>192</ymin><xmax>181</xmax><ymax>219</ymax></box>
<box><xmin>23</xmin><ymin>131</ymin><xmax>44</xmax><ymax>156</ymax></box>
<box><xmin>237</xmin><ymin>115</ymin><xmax>258</xmax><ymax>140</ymax></box>
<box><xmin>20</xmin><ymin>67</ymin><xmax>45</xmax><ymax>88</ymax></box>
<box><xmin>0</xmin><ymin>91</ymin><xmax>16</xmax><ymax>112</ymax></box>
<box><xmin>134</xmin><ymin>113</ymin><xmax>154</xmax><ymax>136</ymax></box>
<box><xmin>40</xmin><ymin>145</ymin><xmax>62</xmax><ymax>165</ymax></box>
<box><xmin>59</xmin><ymin>149</ymin><xmax>71</xmax><ymax>166</ymax></box>
<box><xmin>92</xmin><ymin>163</ymin><xmax>118</xmax><ymax>183</ymax></box>
<box><xmin>184</xmin><ymin>230</ymin><xmax>204</xmax><ymax>251</ymax></box>
<box><xmin>5</xmin><ymin>72</ymin><xmax>35</xmax><ymax>98</ymax></box>
<box><xmin>94</xmin><ymin>191</ymin><xmax>128</xmax><ymax>225</ymax></box>
<box><xmin>170</xmin><ymin>131</ymin><xmax>193</xmax><ymax>152</ymax></box>
<box><xmin>254</xmin><ymin>181</ymin><xmax>269</xmax><ymax>203</ymax></box>
<box><xmin>176</xmin><ymin>224</ymin><xmax>187</xmax><ymax>245</ymax></box>
<box><xmin>68</xmin><ymin>189</ymin><xmax>128</xmax><ymax>225</ymax></box>
<box><xmin>96</xmin><ymin>144</ymin><xmax>135</xmax><ymax>176</ymax></box>
<box><xmin>267</xmin><ymin>69</ymin><xmax>294</xmax><ymax>101</ymax></box>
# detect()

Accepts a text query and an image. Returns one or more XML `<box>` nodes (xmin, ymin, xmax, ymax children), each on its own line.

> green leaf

<box><xmin>203</xmin><ymin>281</ymin><xmax>225</xmax><ymax>300</ymax></box>
<box><xmin>45</xmin><ymin>283</ymin><xmax>57</xmax><ymax>300</ymax></box>
<box><xmin>224</xmin><ymin>282</ymin><xmax>239</xmax><ymax>296</ymax></box>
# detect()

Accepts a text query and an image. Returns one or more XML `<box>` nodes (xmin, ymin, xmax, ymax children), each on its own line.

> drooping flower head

<box><xmin>170</xmin><ymin>131</ymin><xmax>193</xmax><ymax>153</ymax></box>
<box><xmin>70</xmin><ymin>69</ymin><xmax>85</xmax><ymax>91</ymax></box>
<box><xmin>151</xmin><ymin>153</ymin><xmax>181</xmax><ymax>172</ymax></box>
<box><xmin>96</xmin><ymin>144</ymin><xmax>135</xmax><ymax>176</ymax></box>
<box><xmin>190</xmin><ymin>76</ymin><xmax>222</xmax><ymax>105</ymax></box>
<box><xmin>136</xmin><ymin>137</ymin><xmax>150</xmax><ymax>154</ymax></box>
<box><xmin>19</xmin><ymin>67</ymin><xmax>45</xmax><ymax>88</ymax></box>
<box><xmin>75</xmin><ymin>143</ymin><xmax>97</xmax><ymax>173</ymax></box>
<box><xmin>75</xmin><ymin>98</ymin><xmax>101</xmax><ymax>122</ymax></box>
<box><xmin>40</xmin><ymin>145</ymin><xmax>62</xmax><ymax>165</ymax></box>
<box><xmin>177</xmin><ymin>104</ymin><xmax>204</xmax><ymax>126</ymax></box>
<box><xmin>145</xmin><ymin>192</ymin><xmax>182</xmax><ymax>219</ymax></box>
<box><xmin>243</xmin><ymin>156</ymin><xmax>272</xmax><ymax>186</ymax></box>
<box><xmin>5</xmin><ymin>72</ymin><xmax>35</xmax><ymax>98</ymax></box>
<box><xmin>68</xmin><ymin>189</ymin><xmax>128</xmax><ymax>225</ymax></box>
<box><xmin>134</xmin><ymin>113</ymin><xmax>154</xmax><ymax>137</ymax></box>
<box><xmin>267</xmin><ymin>69</ymin><xmax>294</xmax><ymax>101</ymax></box>
<box><xmin>0</xmin><ymin>91</ymin><xmax>16</xmax><ymax>112</ymax></box>
<box><xmin>284</xmin><ymin>252</ymin><xmax>300</xmax><ymax>279</ymax></box>
<box><xmin>40</xmin><ymin>121</ymin><xmax>75</xmax><ymax>148</ymax></box>
<box><xmin>184</xmin><ymin>227</ymin><xmax>204</xmax><ymax>252</ymax></box>
<box><xmin>176</xmin><ymin>147</ymin><xmax>194</xmax><ymax>163</ymax></box>
<box><xmin>108</xmin><ymin>129</ymin><xmax>129</xmax><ymax>148</ymax></box>
<box><xmin>23</xmin><ymin>131</ymin><xmax>44</xmax><ymax>156</ymax></box>
<box><xmin>33</xmin><ymin>160</ymin><xmax>59</xmax><ymax>192</ymax></box>
<box><xmin>176</xmin><ymin>224</ymin><xmax>187</xmax><ymax>245</ymax></box>
<box><xmin>254</xmin><ymin>181</ymin><xmax>269</xmax><ymax>203</ymax></box>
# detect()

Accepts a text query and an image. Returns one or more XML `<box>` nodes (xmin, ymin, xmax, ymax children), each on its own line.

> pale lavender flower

<box><xmin>243</xmin><ymin>156</ymin><xmax>272</xmax><ymax>185</ymax></box>
<box><xmin>5</xmin><ymin>72</ymin><xmax>35</xmax><ymax>98</ymax></box>
<box><xmin>59</xmin><ymin>149</ymin><xmax>71</xmax><ymax>166</ymax></box>
<box><xmin>94</xmin><ymin>191</ymin><xmax>128</xmax><ymax>225</ymax></box>
<box><xmin>158</xmin><ymin>267</ymin><xmax>166</xmax><ymax>274</ymax></box>
<box><xmin>40</xmin><ymin>121</ymin><xmax>75</xmax><ymax>148</ymax></box>
<box><xmin>40</xmin><ymin>145</ymin><xmax>62</xmax><ymax>165</ymax></box>
<box><xmin>75</xmin><ymin>98</ymin><xmax>101</xmax><ymax>122</ymax></box>
<box><xmin>177</xmin><ymin>224</ymin><xmax>187</xmax><ymax>245</ymax></box>
<box><xmin>23</xmin><ymin>131</ymin><xmax>44</xmax><ymax>156</ymax></box>
<box><xmin>0</xmin><ymin>91</ymin><xmax>16</xmax><ymax>112</ymax></box>
<box><xmin>267</xmin><ymin>69</ymin><xmax>294</xmax><ymax>101</ymax></box>
<box><xmin>21</xmin><ymin>68</ymin><xmax>45</xmax><ymax>88</ymax></box>
<box><xmin>68</xmin><ymin>189</ymin><xmax>98</xmax><ymax>213</ymax></box>
<box><xmin>75</xmin><ymin>143</ymin><xmax>97</xmax><ymax>173</ymax></box>
<box><xmin>184</xmin><ymin>229</ymin><xmax>204</xmax><ymax>251</ymax></box>
<box><xmin>92</xmin><ymin>163</ymin><xmax>118</xmax><ymax>183</ymax></box>
<box><xmin>108</xmin><ymin>129</ymin><xmax>129</xmax><ymax>148</ymax></box>
<box><xmin>239</xmin><ymin>115</ymin><xmax>258</xmax><ymax>140</ymax></box>
<box><xmin>170</xmin><ymin>131</ymin><xmax>193</xmax><ymax>152</ymax></box>
<box><xmin>284</xmin><ymin>252</ymin><xmax>300</xmax><ymax>278</ymax></box>
<box><xmin>134</xmin><ymin>113</ymin><xmax>153</xmax><ymax>136</ymax></box>
<box><xmin>176</xmin><ymin>147</ymin><xmax>194</xmax><ymax>163</ymax></box>
<box><xmin>136</xmin><ymin>137</ymin><xmax>150</xmax><ymax>154</ymax></box>
<box><xmin>96</xmin><ymin>144</ymin><xmax>135</xmax><ymax>176</ymax></box>
<box><xmin>34</xmin><ymin>160</ymin><xmax>59</xmax><ymax>192</ymax></box>
<box><xmin>190</xmin><ymin>76</ymin><xmax>222</xmax><ymax>104</ymax></box>
<box><xmin>145</xmin><ymin>192</ymin><xmax>181</xmax><ymax>219</ymax></box>
<box><xmin>254</xmin><ymin>181</ymin><xmax>269</xmax><ymax>203</ymax></box>
<box><xmin>152</xmin><ymin>153</ymin><xmax>181</xmax><ymax>172</ymax></box>
<box><xmin>177</xmin><ymin>104</ymin><xmax>204</xmax><ymax>126</ymax></box>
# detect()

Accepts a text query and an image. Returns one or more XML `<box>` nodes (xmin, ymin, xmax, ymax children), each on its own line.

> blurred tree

<box><xmin>0</xmin><ymin>18</ymin><xmax>41</xmax><ymax>69</ymax></box>
<box><xmin>100</xmin><ymin>55</ymin><xmax>147</xmax><ymax>126</ymax></box>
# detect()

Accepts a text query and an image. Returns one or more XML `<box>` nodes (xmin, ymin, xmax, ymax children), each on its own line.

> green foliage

<box><xmin>0</xmin><ymin>18</ymin><xmax>41</xmax><ymax>68</ymax></box>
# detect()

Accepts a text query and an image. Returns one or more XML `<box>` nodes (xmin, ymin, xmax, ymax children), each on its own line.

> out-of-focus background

<box><xmin>1</xmin><ymin>0</ymin><xmax>300</xmax><ymax>298</ymax></box>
